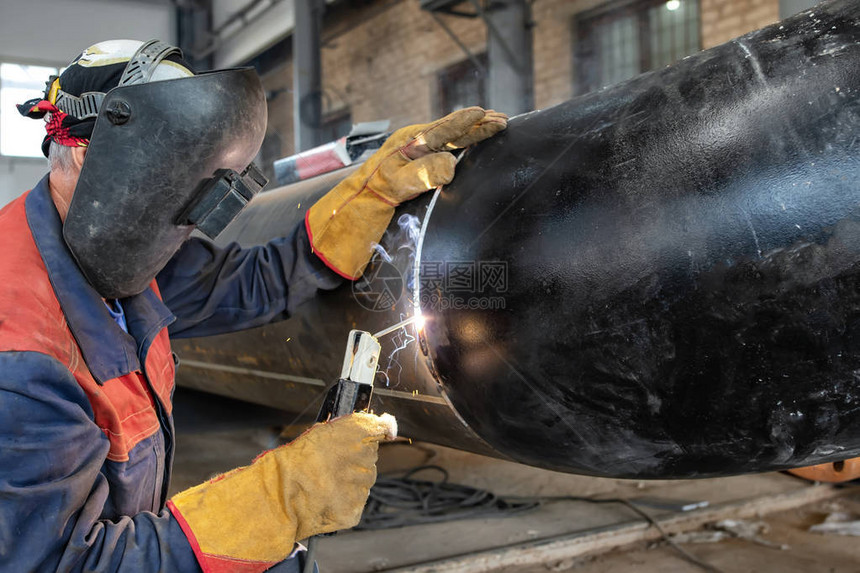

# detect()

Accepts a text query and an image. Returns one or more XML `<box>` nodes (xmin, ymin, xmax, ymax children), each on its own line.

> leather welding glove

<box><xmin>168</xmin><ymin>412</ymin><xmax>397</xmax><ymax>572</ymax></box>
<box><xmin>306</xmin><ymin>106</ymin><xmax>508</xmax><ymax>279</ymax></box>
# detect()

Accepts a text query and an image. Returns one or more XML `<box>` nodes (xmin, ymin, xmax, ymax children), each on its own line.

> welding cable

<box><xmin>505</xmin><ymin>495</ymin><xmax>723</xmax><ymax>573</ymax></box>
<box><xmin>304</xmin><ymin>465</ymin><xmax>535</xmax><ymax>571</ymax></box>
<box><xmin>356</xmin><ymin>465</ymin><xmax>539</xmax><ymax>530</ymax></box>
<box><xmin>355</xmin><ymin>466</ymin><xmax>722</xmax><ymax>573</ymax></box>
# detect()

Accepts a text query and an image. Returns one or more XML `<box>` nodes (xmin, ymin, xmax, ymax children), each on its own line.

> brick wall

<box><xmin>261</xmin><ymin>0</ymin><xmax>781</xmax><ymax>161</ymax></box>
<box><xmin>532</xmin><ymin>0</ymin><xmax>608</xmax><ymax>110</ymax></box>
<box><xmin>701</xmin><ymin>0</ymin><xmax>780</xmax><ymax>48</ymax></box>
<box><xmin>265</xmin><ymin>0</ymin><xmax>486</xmax><ymax>159</ymax></box>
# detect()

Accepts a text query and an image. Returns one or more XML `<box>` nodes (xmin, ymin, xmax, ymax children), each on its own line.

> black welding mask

<box><xmin>62</xmin><ymin>44</ymin><xmax>268</xmax><ymax>299</ymax></box>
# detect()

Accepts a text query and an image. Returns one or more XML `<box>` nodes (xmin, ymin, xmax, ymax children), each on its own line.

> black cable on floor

<box><xmin>356</xmin><ymin>465</ymin><xmax>722</xmax><ymax>573</ymax></box>
<box><xmin>356</xmin><ymin>465</ymin><xmax>539</xmax><ymax>530</ymax></box>
<box><xmin>508</xmin><ymin>495</ymin><xmax>723</xmax><ymax>573</ymax></box>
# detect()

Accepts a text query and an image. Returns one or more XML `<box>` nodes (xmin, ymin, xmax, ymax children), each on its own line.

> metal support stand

<box><xmin>294</xmin><ymin>0</ymin><xmax>325</xmax><ymax>152</ymax></box>
<box><xmin>421</xmin><ymin>0</ymin><xmax>533</xmax><ymax>115</ymax></box>
<box><xmin>480</xmin><ymin>0</ymin><xmax>533</xmax><ymax>115</ymax></box>
<box><xmin>177</xmin><ymin>1</ymin><xmax>213</xmax><ymax>71</ymax></box>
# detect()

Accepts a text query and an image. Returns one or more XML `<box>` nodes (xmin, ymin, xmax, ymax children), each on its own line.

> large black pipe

<box><xmin>173</xmin><ymin>173</ymin><xmax>499</xmax><ymax>459</ymax></box>
<box><xmin>175</xmin><ymin>0</ymin><xmax>860</xmax><ymax>478</ymax></box>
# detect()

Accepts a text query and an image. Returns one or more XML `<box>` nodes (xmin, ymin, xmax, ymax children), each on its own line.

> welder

<box><xmin>0</xmin><ymin>39</ymin><xmax>506</xmax><ymax>572</ymax></box>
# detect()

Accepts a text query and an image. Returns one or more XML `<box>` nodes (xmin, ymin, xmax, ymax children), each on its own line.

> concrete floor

<box><xmin>171</xmin><ymin>388</ymin><xmax>860</xmax><ymax>572</ymax></box>
<box><xmin>537</xmin><ymin>497</ymin><xmax>860</xmax><ymax>573</ymax></box>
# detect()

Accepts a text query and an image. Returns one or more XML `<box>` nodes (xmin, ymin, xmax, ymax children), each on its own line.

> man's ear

<box><xmin>71</xmin><ymin>146</ymin><xmax>87</xmax><ymax>173</ymax></box>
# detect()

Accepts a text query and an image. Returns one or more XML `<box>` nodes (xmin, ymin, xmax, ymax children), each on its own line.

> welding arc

<box><xmin>373</xmin><ymin>315</ymin><xmax>422</xmax><ymax>338</ymax></box>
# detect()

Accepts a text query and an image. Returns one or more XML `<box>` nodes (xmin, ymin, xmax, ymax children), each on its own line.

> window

<box><xmin>1</xmin><ymin>63</ymin><xmax>58</xmax><ymax>158</ymax></box>
<box><xmin>437</xmin><ymin>54</ymin><xmax>488</xmax><ymax>116</ymax></box>
<box><xmin>575</xmin><ymin>0</ymin><xmax>700</xmax><ymax>95</ymax></box>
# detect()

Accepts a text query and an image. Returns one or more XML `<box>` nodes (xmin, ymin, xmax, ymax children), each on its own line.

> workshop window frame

<box><xmin>436</xmin><ymin>54</ymin><xmax>489</xmax><ymax>117</ymax></box>
<box><xmin>574</xmin><ymin>0</ymin><xmax>701</xmax><ymax>95</ymax></box>
<box><xmin>0</xmin><ymin>61</ymin><xmax>60</xmax><ymax>159</ymax></box>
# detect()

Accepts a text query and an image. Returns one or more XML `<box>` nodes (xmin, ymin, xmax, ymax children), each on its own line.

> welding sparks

<box><xmin>373</xmin><ymin>314</ymin><xmax>424</xmax><ymax>337</ymax></box>
<box><xmin>373</xmin><ymin>314</ymin><xmax>425</xmax><ymax>387</ymax></box>
<box><xmin>362</xmin><ymin>210</ymin><xmax>426</xmax><ymax>386</ymax></box>
<box><xmin>381</xmin><ymin>320</ymin><xmax>416</xmax><ymax>388</ymax></box>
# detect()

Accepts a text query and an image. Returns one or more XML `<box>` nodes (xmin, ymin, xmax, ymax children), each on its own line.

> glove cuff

<box><xmin>168</xmin><ymin>450</ymin><xmax>299</xmax><ymax>572</ymax></box>
<box><xmin>168</xmin><ymin>499</ymin><xmax>284</xmax><ymax>573</ymax></box>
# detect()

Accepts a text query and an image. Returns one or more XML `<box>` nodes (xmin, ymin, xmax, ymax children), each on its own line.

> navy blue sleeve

<box><xmin>157</xmin><ymin>224</ymin><xmax>342</xmax><ymax>339</ymax></box>
<box><xmin>0</xmin><ymin>351</ymin><xmax>201</xmax><ymax>573</ymax></box>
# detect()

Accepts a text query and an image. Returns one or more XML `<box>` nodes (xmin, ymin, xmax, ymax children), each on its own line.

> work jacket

<box><xmin>0</xmin><ymin>176</ymin><xmax>340</xmax><ymax>572</ymax></box>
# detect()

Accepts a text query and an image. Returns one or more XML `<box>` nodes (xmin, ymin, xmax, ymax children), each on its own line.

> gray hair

<box><xmin>48</xmin><ymin>141</ymin><xmax>76</xmax><ymax>173</ymax></box>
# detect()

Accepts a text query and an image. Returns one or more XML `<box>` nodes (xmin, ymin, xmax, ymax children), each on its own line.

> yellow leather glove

<box><xmin>306</xmin><ymin>106</ymin><xmax>508</xmax><ymax>279</ymax></box>
<box><xmin>168</xmin><ymin>412</ymin><xmax>397</xmax><ymax>572</ymax></box>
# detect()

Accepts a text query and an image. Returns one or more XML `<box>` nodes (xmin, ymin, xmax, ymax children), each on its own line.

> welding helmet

<box><xmin>21</xmin><ymin>39</ymin><xmax>268</xmax><ymax>298</ymax></box>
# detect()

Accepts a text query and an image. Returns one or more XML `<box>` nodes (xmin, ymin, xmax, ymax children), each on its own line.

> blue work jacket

<box><xmin>0</xmin><ymin>175</ymin><xmax>340</xmax><ymax>572</ymax></box>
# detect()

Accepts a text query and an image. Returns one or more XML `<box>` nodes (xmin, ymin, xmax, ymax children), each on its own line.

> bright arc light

<box><xmin>414</xmin><ymin>314</ymin><xmax>426</xmax><ymax>332</ymax></box>
<box><xmin>666</xmin><ymin>0</ymin><xmax>680</xmax><ymax>10</ymax></box>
